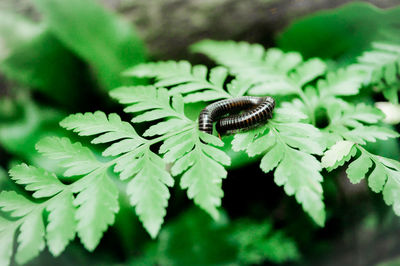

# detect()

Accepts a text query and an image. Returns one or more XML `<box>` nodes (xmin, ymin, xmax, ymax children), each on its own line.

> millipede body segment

<box><xmin>198</xmin><ymin>96</ymin><xmax>275</xmax><ymax>135</ymax></box>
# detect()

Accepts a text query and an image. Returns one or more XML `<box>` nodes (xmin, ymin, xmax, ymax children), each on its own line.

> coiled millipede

<box><xmin>198</xmin><ymin>96</ymin><xmax>275</xmax><ymax>135</ymax></box>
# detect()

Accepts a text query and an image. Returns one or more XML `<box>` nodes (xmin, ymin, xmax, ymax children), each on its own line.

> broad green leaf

<box><xmin>8</xmin><ymin>164</ymin><xmax>65</xmax><ymax>197</ymax></box>
<box><xmin>0</xmin><ymin>101</ymin><xmax>65</xmax><ymax>166</ymax></box>
<box><xmin>0</xmin><ymin>12</ymin><xmax>84</xmax><ymax>105</ymax></box>
<box><xmin>277</xmin><ymin>3</ymin><xmax>400</xmax><ymax>61</ymax></box>
<box><xmin>32</xmin><ymin>0</ymin><xmax>146</xmax><ymax>91</ymax></box>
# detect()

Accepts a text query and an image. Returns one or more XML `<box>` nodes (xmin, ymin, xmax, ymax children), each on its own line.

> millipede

<box><xmin>198</xmin><ymin>96</ymin><xmax>275</xmax><ymax>135</ymax></box>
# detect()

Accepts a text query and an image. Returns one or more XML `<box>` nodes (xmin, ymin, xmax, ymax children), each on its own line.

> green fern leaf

<box><xmin>110</xmin><ymin>86</ymin><xmax>191</xmax><ymax>136</ymax></box>
<box><xmin>231</xmin><ymin>219</ymin><xmax>300</xmax><ymax>264</ymax></box>
<box><xmin>321</xmin><ymin>140</ymin><xmax>355</xmax><ymax>169</ymax></box>
<box><xmin>346</xmin><ymin>152</ymin><xmax>373</xmax><ymax>184</ymax></box>
<box><xmin>125</xmin><ymin>150</ymin><xmax>174</xmax><ymax>238</ymax></box>
<box><xmin>8</xmin><ymin>164</ymin><xmax>65</xmax><ymax>197</ymax></box>
<box><xmin>60</xmin><ymin>112</ymin><xmax>145</xmax><ymax>156</ymax></box>
<box><xmin>60</xmin><ymin>112</ymin><xmax>178</xmax><ymax>238</ymax></box>
<box><xmin>0</xmin><ymin>166</ymin><xmax>79</xmax><ymax>265</ymax></box>
<box><xmin>123</xmin><ymin>62</ymin><xmax>231</xmax><ymax>102</ymax></box>
<box><xmin>317</xmin><ymin>68</ymin><xmax>365</xmax><ymax>97</ymax></box>
<box><xmin>0</xmin><ymin>191</ymin><xmax>35</xmax><ymax>217</ymax></box>
<box><xmin>0</xmin><ymin>219</ymin><xmax>14</xmax><ymax>266</ymax></box>
<box><xmin>46</xmin><ymin>191</ymin><xmax>76</xmax><ymax>256</ymax></box>
<box><xmin>341</xmin><ymin>149</ymin><xmax>400</xmax><ymax>215</ymax></box>
<box><xmin>72</xmin><ymin>171</ymin><xmax>119</xmax><ymax>251</ymax></box>
<box><xmin>342</xmin><ymin>126</ymin><xmax>399</xmax><ymax>145</ymax></box>
<box><xmin>36</xmin><ymin>137</ymin><xmax>102</xmax><ymax>176</ymax></box>
<box><xmin>192</xmin><ymin>40</ymin><xmax>326</xmax><ymax>95</ymax></box>
<box><xmin>166</xmin><ymin>129</ymin><xmax>231</xmax><ymax>219</ymax></box>
<box><xmin>355</xmin><ymin>42</ymin><xmax>400</xmax><ymax>103</ymax></box>
<box><xmin>15</xmin><ymin>209</ymin><xmax>46</xmax><ymax>264</ymax></box>
<box><xmin>232</xmin><ymin>119</ymin><xmax>326</xmax><ymax>225</ymax></box>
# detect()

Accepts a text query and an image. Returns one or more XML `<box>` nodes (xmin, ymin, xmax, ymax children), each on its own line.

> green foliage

<box><xmin>0</xmin><ymin>100</ymin><xmax>66</xmax><ymax>168</ymax></box>
<box><xmin>32</xmin><ymin>0</ymin><xmax>146</xmax><ymax>91</ymax></box>
<box><xmin>191</xmin><ymin>40</ymin><xmax>326</xmax><ymax>95</ymax></box>
<box><xmin>277</xmin><ymin>2</ymin><xmax>400</xmax><ymax>62</ymax></box>
<box><xmin>0</xmin><ymin>12</ymin><xmax>83</xmax><ymax>105</ymax></box>
<box><xmin>231</xmin><ymin>113</ymin><xmax>326</xmax><ymax>225</ymax></box>
<box><xmin>131</xmin><ymin>209</ymin><xmax>299</xmax><ymax>265</ymax></box>
<box><xmin>1</xmin><ymin>34</ymin><xmax>400</xmax><ymax>266</ymax></box>
<box><xmin>355</xmin><ymin>42</ymin><xmax>400</xmax><ymax>103</ymax></box>
<box><xmin>0</xmin><ymin>167</ymin><xmax>74</xmax><ymax>264</ymax></box>
<box><xmin>124</xmin><ymin>61</ymin><xmax>234</xmax><ymax>102</ymax></box>
<box><xmin>230</xmin><ymin>219</ymin><xmax>300</xmax><ymax>264</ymax></box>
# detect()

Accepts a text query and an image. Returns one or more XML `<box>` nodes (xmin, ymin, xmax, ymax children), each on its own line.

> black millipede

<box><xmin>198</xmin><ymin>96</ymin><xmax>275</xmax><ymax>135</ymax></box>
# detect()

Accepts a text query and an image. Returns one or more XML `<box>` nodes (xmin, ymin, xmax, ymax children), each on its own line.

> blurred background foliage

<box><xmin>0</xmin><ymin>0</ymin><xmax>399</xmax><ymax>265</ymax></box>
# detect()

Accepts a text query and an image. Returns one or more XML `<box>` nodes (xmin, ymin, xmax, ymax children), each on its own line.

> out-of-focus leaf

<box><xmin>0</xmin><ymin>12</ymin><xmax>86</xmax><ymax>106</ymax></box>
<box><xmin>0</xmin><ymin>100</ymin><xmax>65</xmax><ymax>168</ymax></box>
<box><xmin>132</xmin><ymin>209</ymin><xmax>300</xmax><ymax>266</ymax></box>
<box><xmin>137</xmin><ymin>209</ymin><xmax>236</xmax><ymax>266</ymax></box>
<box><xmin>1</xmin><ymin>32</ymin><xmax>85</xmax><ymax>104</ymax></box>
<box><xmin>0</xmin><ymin>12</ymin><xmax>42</xmax><ymax>60</ymax></box>
<box><xmin>32</xmin><ymin>0</ymin><xmax>146</xmax><ymax>91</ymax></box>
<box><xmin>277</xmin><ymin>3</ymin><xmax>400</xmax><ymax>63</ymax></box>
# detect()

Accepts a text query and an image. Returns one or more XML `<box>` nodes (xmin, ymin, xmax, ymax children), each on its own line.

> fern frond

<box><xmin>110</xmin><ymin>86</ymin><xmax>192</xmax><ymax>136</ymax></box>
<box><xmin>0</xmin><ymin>167</ymin><xmax>76</xmax><ymax>265</ymax></box>
<box><xmin>230</xmin><ymin>219</ymin><xmax>300</xmax><ymax>264</ymax></box>
<box><xmin>192</xmin><ymin>40</ymin><xmax>326</xmax><ymax>95</ymax></box>
<box><xmin>232</xmin><ymin>109</ymin><xmax>326</xmax><ymax>225</ymax></box>
<box><xmin>120</xmin><ymin>149</ymin><xmax>174</xmax><ymax>238</ymax></box>
<box><xmin>322</xmin><ymin>101</ymin><xmax>398</xmax><ymax>146</ymax></box>
<box><xmin>35</xmin><ymin>137</ymin><xmax>102</xmax><ymax>176</ymax></box>
<box><xmin>123</xmin><ymin>61</ymin><xmax>232</xmax><ymax>102</ymax></box>
<box><xmin>161</xmin><ymin>128</ymin><xmax>231</xmax><ymax>219</ymax></box>
<box><xmin>322</xmin><ymin>144</ymin><xmax>400</xmax><ymax>215</ymax></box>
<box><xmin>58</xmin><ymin>102</ymin><xmax>230</xmax><ymax>236</ymax></box>
<box><xmin>71</xmin><ymin>171</ymin><xmax>119</xmax><ymax>250</ymax></box>
<box><xmin>355</xmin><ymin>42</ymin><xmax>400</xmax><ymax>103</ymax></box>
<box><xmin>36</xmin><ymin>138</ymin><xmax>119</xmax><ymax>250</ymax></box>
<box><xmin>317</xmin><ymin>67</ymin><xmax>366</xmax><ymax>97</ymax></box>
<box><xmin>60</xmin><ymin>111</ymin><xmax>145</xmax><ymax>156</ymax></box>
